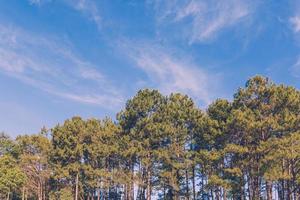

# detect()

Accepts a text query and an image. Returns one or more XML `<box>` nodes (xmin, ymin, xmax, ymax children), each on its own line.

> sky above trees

<box><xmin>0</xmin><ymin>0</ymin><xmax>300</xmax><ymax>136</ymax></box>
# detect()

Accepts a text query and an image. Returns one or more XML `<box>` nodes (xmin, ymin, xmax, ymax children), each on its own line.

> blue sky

<box><xmin>1</xmin><ymin>0</ymin><xmax>300</xmax><ymax>136</ymax></box>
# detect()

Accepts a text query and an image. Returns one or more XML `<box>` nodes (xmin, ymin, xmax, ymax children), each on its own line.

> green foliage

<box><xmin>49</xmin><ymin>187</ymin><xmax>73</xmax><ymax>200</ymax></box>
<box><xmin>0</xmin><ymin>132</ymin><xmax>19</xmax><ymax>157</ymax></box>
<box><xmin>0</xmin><ymin>155</ymin><xmax>26</xmax><ymax>196</ymax></box>
<box><xmin>2</xmin><ymin>75</ymin><xmax>300</xmax><ymax>199</ymax></box>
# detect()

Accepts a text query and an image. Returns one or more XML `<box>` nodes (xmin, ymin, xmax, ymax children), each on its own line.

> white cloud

<box><xmin>289</xmin><ymin>2</ymin><xmax>300</xmax><ymax>79</ymax></box>
<box><xmin>291</xmin><ymin>57</ymin><xmax>300</xmax><ymax>78</ymax></box>
<box><xmin>28</xmin><ymin>0</ymin><xmax>102</xmax><ymax>29</ymax></box>
<box><xmin>290</xmin><ymin>16</ymin><xmax>300</xmax><ymax>33</ymax></box>
<box><xmin>63</xmin><ymin>0</ymin><xmax>102</xmax><ymax>30</ymax></box>
<box><xmin>0</xmin><ymin>24</ymin><xmax>123</xmax><ymax>109</ymax></box>
<box><xmin>28</xmin><ymin>0</ymin><xmax>52</xmax><ymax>5</ymax></box>
<box><xmin>120</xmin><ymin>41</ymin><xmax>219</xmax><ymax>105</ymax></box>
<box><xmin>152</xmin><ymin>0</ymin><xmax>256</xmax><ymax>43</ymax></box>
<box><xmin>29</xmin><ymin>0</ymin><xmax>43</xmax><ymax>5</ymax></box>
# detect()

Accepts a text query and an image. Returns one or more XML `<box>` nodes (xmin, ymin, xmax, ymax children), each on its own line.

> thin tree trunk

<box><xmin>223</xmin><ymin>188</ymin><xmax>227</xmax><ymax>200</ymax></box>
<box><xmin>277</xmin><ymin>183</ymin><xmax>282</xmax><ymax>200</ymax></box>
<box><xmin>163</xmin><ymin>184</ymin><xmax>166</xmax><ymax>200</ymax></box>
<box><xmin>201</xmin><ymin>171</ymin><xmax>204</xmax><ymax>197</ymax></box>
<box><xmin>241</xmin><ymin>181</ymin><xmax>245</xmax><ymax>200</ymax></box>
<box><xmin>175</xmin><ymin>190</ymin><xmax>180</xmax><ymax>200</ymax></box>
<box><xmin>97</xmin><ymin>189</ymin><xmax>100</xmax><ymax>200</ymax></box>
<box><xmin>185</xmin><ymin>169</ymin><xmax>189</xmax><ymax>200</ymax></box>
<box><xmin>216</xmin><ymin>188</ymin><xmax>221</xmax><ymax>200</ymax></box>
<box><xmin>125</xmin><ymin>183</ymin><xmax>129</xmax><ymax>200</ymax></box>
<box><xmin>282</xmin><ymin>159</ymin><xmax>286</xmax><ymax>200</ymax></box>
<box><xmin>175</xmin><ymin>170</ymin><xmax>180</xmax><ymax>200</ymax></box>
<box><xmin>75</xmin><ymin>172</ymin><xmax>79</xmax><ymax>200</ymax></box>
<box><xmin>104</xmin><ymin>188</ymin><xmax>107</xmax><ymax>200</ymax></box>
<box><xmin>247</xmin><ymin>175</ymin><xmax>251</xmax><ymax>200</ymax></box>
<box><xmin>287</xmin><ymin>180</ymin><xmax>291</xmax><ymax>200</ymax></box>
<box><xmin>266</xmin><ymin>181</ymin><xmax>272</xmax><ymax>200</ymax></box>
<box><xmin>43</xmin><ymin>181</ymin><xmax>46</xmax><ymax>200</ymax></box>
<box><xmin>6</xmin><ymin>191</ymin><xmax>10</xmax><ymax>200</ymax></box>
<box><xmin>22</xmin><ymin>186</ymin><xmax>25</xmax><ymax>200</ymax></box>
<box><xmin>37</xmin><ymin>182</ymin><xmax>40</xmax><ymax>200</ymax></box>
<box><xmin>25</xmin><ymin>189</ymin><xmax>28</xmax><ymax>200</ymax></box>
<box><xmin>131</xmin><ymin>162</ymin><xmax>135</xmax><ymax>200</ymax></box>
<box><xmin>192</xmin><ymin>166</ymin><xmax>196</xmax><ymax>200</ymax></box>
<box><xmin>40</xmin><ymin>180</ymin><xmax>43</xmax><ymax>200</ymax></box>
<box><xmin>252</xmin><ymin>176</ymin><xmax>260</xmax><ymax>200</ymax></box>
<box><xmin>282</xmin><ymin>180</ymin><xmax>285</xmax><ymax>200</ymax></box>
<box><xmin>146</xmin><ymin>167</ymin><xmax>151</xmax><ymax>200</ymax></box>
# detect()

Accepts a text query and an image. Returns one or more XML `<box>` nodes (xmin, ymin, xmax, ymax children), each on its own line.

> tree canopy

<box><xmin>1</xmin><ymin>76</ymin><xmax>300</xmax><ymax>200</ymax></box>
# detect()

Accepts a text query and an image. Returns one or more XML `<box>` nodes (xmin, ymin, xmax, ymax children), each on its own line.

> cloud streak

<box><xmin>291</xmin><ymin>57</ymin><xmax>300</xmax><ymax>78</ymax></box>
<box><xmin>0</xmin><ymin>24</ymin><xmax>123</xmax><ymax>109</ymax></box>
<box><xmin>290</xmin><ymin>16</ymin><xmax>300</xmax><ymax>33</ymax></box>
<box><xmin>289</xmin><ymin>2</ymin><xmax>300</xmax><ymax>79</ymax></box>
<box><xmin>120</xmin><ymin>41</ymin><xmax>218</xmax><ymax>105</ymax></box>
<box><xmin>29</xmin><ymin>0</ymin><xmax>102</xmax><ymax>30</ymax></box>
<box><xmin>152</xmin><ymin>0</ymin><xmax>256</xmax><ymax>43</ymax></box>
<box><xmin>65</xmin><ymin>0</ymin><xmax>102</xmax><ymax>30</ymax></box>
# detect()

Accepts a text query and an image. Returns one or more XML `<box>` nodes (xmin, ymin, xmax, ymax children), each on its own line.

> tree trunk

<box><xmin>201</xmin><ymin>171</ymin><xmax>204</xmax><ymax>198</ymax></box>
<box><xmin>241</xmin><ymin>182</ymin><xmax>245</xmax><ymax>200</ymax></box>
<box><xmin>97</xmin><ymin>189</ymin><xmax>100</xmax><ymax>200</ymax></box>
<box><xmin>146</xmin><ymin>168</ymin><xmax>151</xmax><ymax>200</ymax></box>
<box><xmin>25</xmin><ymin>189</ymin><xmax>28</xmax><ymax>200</ymax></box>
<box><xmin>75</xmin><ymin>172</ymin><xmax>79</xmax><ymax>200</ymax></box>
<box><xmin>103</xmin><ymin>188</ymin><xmax>107</xmax><ymax>200</ymax></box>
<box><xmin>6</xmin><ymin>191</ymin><xmax>10</xmax><ymax>200</ymax></box>
<box><xmin>286</xmin><ymin>180</ymin><xmax>291</xmax><ymax>200</ymax></box>
<box><xmin>281</xmin><ymin>180</ymin><xmax>285</xmax><ymax>200</ymax></box>
<box><xmin>215</xmin><ymin>188</ymin><xmax>220</xmax><ymax>200</ymax></box>
<box><xmin>175</xmin><ymin>170</ymin><xmax>180</xmax><ymax>200</ymax></box>
<box><xmin>129</xmin><ymin>161</ymin><xmax>134</xmax><ymax>200</ymax></box>
<box><xmin>223</xmin><ymin>188</ymin><xmax>227</xmax><ymax>200</ymax></box>
<box><xmin>277</xmin><ymin>182</ymin><xmax>282</xmax><ymax>200</ymax></box>
<box><xmin>252</xmin><ymin>176</ymin><xmax>260</xmax><ymax>200</ymax></box>
<box><xmin>185</xmin><ymin>169</ymin><xmax>189</xmax><ymax>200</ymax></box>
<box><xmin>125</xmin><ymin>183</ymin><xmax>129</xmax><ymax>200</ymax></box>
<box><xmin>266</xmin><ymin>181</ymin><xmax>272</xmax><ymax>200</ymax></box>
<box><xmin>247</xmin><ymin>175</ymin><xmax>251</xmax><ymax>200</ymax></box>
<box><xmin>39</xmin><ymin>180</ymin><xmax>43</xmax><ymax>200</ymax></box>
<box><xmin>43</xmin><ymin>181</ymin><xmax>46</xmax><ymax>200</ymax></box>
<box><xmin>163</xmin><ymin>184</ymin><xmax>166</xmax><ymax>200</ymax></box>
<box><xmin>22</xmin><ymin>186</ymin><xmax>25</xmax><ymax>200</ymax></box>
<box><xmin>192</xmin><ymin>166</ymin><xmax>196</xmax><ymax>200</ymax></box>
<box><xmin>175</xmin><ymin>190</ymin><xmax>180</xmax><ymax>200</ymax></box>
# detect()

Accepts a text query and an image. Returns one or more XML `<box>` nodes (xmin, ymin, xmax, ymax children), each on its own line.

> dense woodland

<box><xmin>1</xmin><ymin>76</ymin><xmax>300</xmax><ymax>200</ymax></box>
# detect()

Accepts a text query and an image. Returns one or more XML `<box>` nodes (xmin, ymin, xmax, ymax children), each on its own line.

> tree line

<box><xmin>1</xmin><ymin>76</ymin><xmax>300</xmax><ymax>200</ymax></box>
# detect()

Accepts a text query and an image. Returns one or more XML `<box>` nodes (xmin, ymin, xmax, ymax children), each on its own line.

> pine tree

<box><xmin>0</xmin><ymin>155</ymin><xmax>26</xmax><ymax>200</ymax></box>
<box><xmin>50</xmin><ymin>116</ymin><xmax>86</xmax><ymax>200</ymax></box>
<box><xmin>17</xmin><ymin>132</ymin><xmax>51</xmax><ymax>200</ymax></box>
<box><xmin>117</xmin><ymin>89</ymin><xmax>164</xmax><ymax>200</ymax></box>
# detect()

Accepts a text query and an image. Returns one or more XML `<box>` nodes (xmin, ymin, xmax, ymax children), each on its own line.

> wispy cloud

<box><xmin>120</xmin><ymin>41</ymin><xmax>219</xmax><ymax>105</ymax></box>
<box><xmin>290</xmin><ymin>16</ymin><xmax>300</xmax><ymax>33</ymax></box>
<box><xmin>28</xmin><ymin>0</ymin><xmax>53</xmax><ymax>6</ymax></box>
<box><xmin>28</xmin><ymin>0</ymin><xmax>44</xmax><ymax>5</ymax></box>
<box><xmin>289</xmin><ymin>2</ymin><xmax>300</xmax><ymax>79</ymax></box>
<box><xmin>291</xmin><ymin>57</ymin><xmax>300</xmax><ymax>78</ymax></box>
<box><xmin>29</xmin><ymin>0</ymin><xmax>102</xmax><ymax>30</ymax></box>
<box><xmin>0</xmin><ymin>24</ymin><xmax>123</xmax><ymax>108</ymax></box>
<box><xmin>65</xmin><ymin>0</ymin><xmax>102</xmax><ymax>30</ymax></box>
<box><xmin>152</xmin><ymin>0</ymin><xmax>256</xmax><ymax>43</ymax></box>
